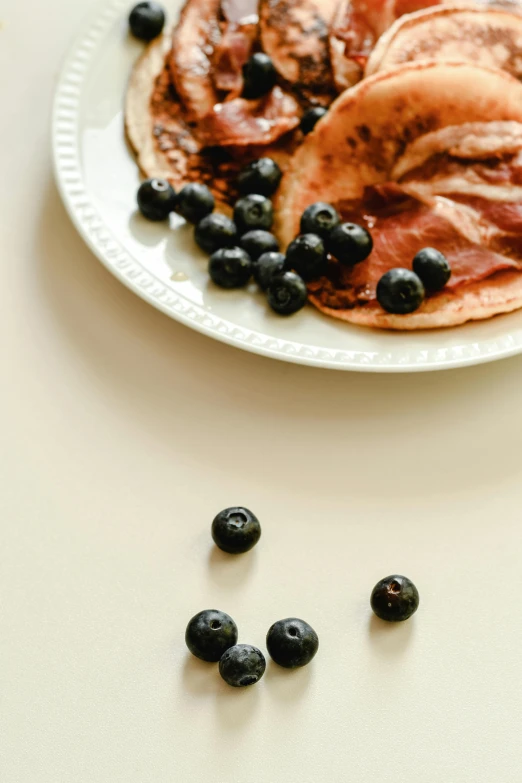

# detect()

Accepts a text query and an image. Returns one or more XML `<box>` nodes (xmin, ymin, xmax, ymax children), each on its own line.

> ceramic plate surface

<box><xmin>52</xmin><ymin>0</ymin><xmax>522</xmax><ymax>371</ymax></box>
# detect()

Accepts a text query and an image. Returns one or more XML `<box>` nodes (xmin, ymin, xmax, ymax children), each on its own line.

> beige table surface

<box><xmin>3</xmin><ymin>2</ymin><xmax>522</xmax><ymax>781</ymax></box>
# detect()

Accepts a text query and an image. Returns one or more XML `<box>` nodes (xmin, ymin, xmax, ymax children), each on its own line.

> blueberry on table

<box><xmin>212</xmin><ymin>507</ymin><xmax>261</xmax><ymax>554</ymax></box>
<box><xmin>177</xmin><ymin>183</ymin><xmax>215</xmax><ymax>224</ymax></box>
<box><xmin>234</xmin><ymin>194</ymin><xmax>274</xmax><ymax>233</ymax></box>
<box><xmin>300</xmin><ymin>202</ymin><xmax>341</xmax><ymax>239</ymax></box>
<box><xmin>137</xmin><ymin>178</ymin><xmax>177</xmax><ymax>221</ymax></box>
<box><xmin>267</xmin><ymin>618</ymin><xmax>319</xmax><ymax>669</ymax></box>
<box><xmin>242</xmin><ymin>53</ymin><xmax>278</xmax><ymax>99</ymax></box>
<box><xmin>195</xmin><ymin>214</ymin><xmax>238</xmax><ymax>254</ymax></box>
<box><xmin>238</xmin><ymin>158</ymin><xmax>283</xmax><ymax>197</ymax></box>
<box><xmin>300</xmin><ymin>107</ymin><xmax>328</xmax><ymax>135</ymax></box>
<box><xmin>209</xmin><ymin>247</ymin><xmax>253</xmax><ymax>288</ymax></box>
<box><xmin>413</xmin><ymin>247</ymin><xmax>451</xmax><ymax>292</ymax></box>
<box><xmin>327</xmin><ymin>222</ymin><xmax>373</xmax><ymax>266</ymax></box>
<box><xmin>286</xmin><ymin>233</ymin><xmax>327</xmax><ymax>281</ymax></box>
<box><xmin>371</xmin><ymin>575</ymin><xmax>419</xmax><ymax>622</ymax></box>
<box><xmin>239</xmin><ymin>230</ymin><xmax>280</xmax><ymax>261</ymax></box>
<box><xmin>129</xmin><ymin>2</ymin><xmax>166</xmax><ymax>41</ymax></box>
<box><xmin>185</xmin><ymin>609</ymin><xmax>238</xmax><ymax>662</ymax></box>
<box><xmin>267</xmin><ymin>271</ymin><xmax>307</xmax><ymax>315</ymax></box>
<box><xmin>219</xmin><ymin>644</ymin><xmax>266</xmax><ymax>687</ymax></box>
<box><xmin>254</xmin><ymin>252</ymin><xmax>287</xmax><ymax>291</ymax></box>
<box><xmin>376</xmin><ymin>268</ymin><xmax>425</xmax><ymax>314</ymax></box>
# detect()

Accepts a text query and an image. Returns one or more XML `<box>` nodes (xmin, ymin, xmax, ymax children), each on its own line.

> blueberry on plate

<box><xmin>209</xmin><ymin>247</ymin><xmax>253</xmax><ymax>288</ymax></box>
<box><xmin>238</xmin><ymin>158</ymin><xmax>283</xmax><ymax>197</ymax></box>
<box><xmin>137</xmin><ymin>178</ymin><xmax>177</xmax><ymax>221</ymax></box>
<box><xmin>129</xmin><ymin>2</ymin><xmax>166</xmax><ymax>41</ymax></box>
<box><xmin>195</xmin><ymin>214</ymin><xmax>238</xmax><ymax>254</ymax></box>
<box><xmin>177</xmin><ymin>183</ymin><xmax>215</xmax><ymax>224</ymax></box>
<box><xmin>376</xmin><ymin>268</ymin><xmax>425</xmax><ymax>314</ymax></box>
<box><xmin>212</xmin><ymin>507</ymin><xmax>261</xmax><ymax>554</ymax></box>
<box><xmin>242</xmin><ymin>53</ymin><xmax>277</xmax><ymax>100</ymax></box>
<box><xmin>239</xmin><ymin>230</ymin><xmax>280</xmax><ymax>261</ymax></box>
<box><xmin>412</xmin><ymin>247</ymin><xmax>451</xmax><ymax>292</ymax></box>
<box><xmin>254</xmin><ymin>252</ymin><xmax>287</xmax><ymax>291</ymax></box>
<box><xmin>371</xmin><ymin>575</ymin><xmax>419</xmax><ymax>622</ymax></box>
<box><xmin>185</xmin><ymin>609</ymin><xmax>238</xmax><ymax>662</ymax></box>
<box><xmin>286</xmin><ymin>233</ymin><xmax>327</xmax><ymax>281</ymax></box>
<box><xmin>300</xmin><ymin>107</ymin><xmax>328</xmax><ymax>135</ymax></box>
<box><xmin>327</xmin><ymin>222</ymin><xmax>373</xmax><ymax>265</ymax></box>
<box><xmin>267</xmin><ymin>271</ymin><xmax>307</xmax><ymax>315</ymax></box>
<box><xmin>300</xmin><ymin>202</ymin><xmax>340</xmax><ymax>239</ymax></box>
<box><xmin>267</xmin><ymin>618</ymin><xmax>319</xmax><ymax>669</ymax></box>
<box><xmin>234</xmin><ymin>194</ymin><xmax>274</xmax><ymax>233</ymax></box>
<box><xmin>219</xmin><ymin>644</ymin><xmax>266</xmax><ymax>687</ymax></box>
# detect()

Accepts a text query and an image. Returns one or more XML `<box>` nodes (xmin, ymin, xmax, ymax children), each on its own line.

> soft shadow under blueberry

<box><xmin>207</xmin><ymin>546</ymin><xmax>257</xmax><ymax>588</ymax></box>
<box><xmin>181</xmin><ymin>653</ymin><xmax>261</xmax><ymax>725</ymax></box>
<box><xmin>127</xmin><ymin>209</ymin><xmax>168</xmax><ymax>247</ymax></box>
<box><xmin>264</xmin><ymin>660</ymin><xmax>313</xmax><ymax>704</ymax></box>
<box><xmin>181</xmin><ymin>653</ymin><xmax>263</xmax><ymax>728</ymax></box>
<box><xmin>367</xmin><ymin>613</ymin><xmax>415</xmax><ymax>657</ymax></box>
<box><xmin>182</xmin><ymin>654</ymin><xmax>222</xmax><ymax>696</ymax></box>
<box><xmin>213</xmin><ymin>676</ymin><xmax>262</xmax><ymax>730</ymax></box>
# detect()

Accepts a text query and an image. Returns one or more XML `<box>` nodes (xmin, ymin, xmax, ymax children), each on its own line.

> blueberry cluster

<box><xmin>294</xmin><ymin>201</ymin><xmax>452</xmax><ymax>315</ymax></box>
<box><xmin>377</xmin><ymin>248</ymin><xmax>452</xmax><ymax>315</ymax></box>
<box><xmin>186</xmin><ymin>609</ymin><xmax>319</xmax><ymax>688</ymax></box>
<box><xmin>129</xmin><ymin>4</ymin><xmax>450</xmax><ymax>320</ymax></box>
<box><xmin>185</xmin><ymin>507</ymin><xmax>319</xmax><ymax>688</ymax></box>
<box><xmin>185</xmin><ymin>506</ymin><xmax>419</xmax><ymax>688</ymax></box>
<box><xmin>136</xmin><ymin>164</ymin><xmax>381</xmax><ymax>317</ymax></box>
<box><xmin>136</xmin><ymin>158</ymin><xmax>312</xmax><ymax>316</ymax></box>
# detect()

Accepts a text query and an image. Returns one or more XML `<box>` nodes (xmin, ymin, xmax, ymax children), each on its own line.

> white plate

<box><xmin>53</xmin><ymin>0</ymin><xmax>522</xmax><ymax>371</ymax></box>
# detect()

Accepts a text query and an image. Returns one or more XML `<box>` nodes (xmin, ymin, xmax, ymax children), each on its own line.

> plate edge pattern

<box><xmin>51</xmin><ymin>0</ymin><xmax>522</xmax><ymax>371</ymax></box>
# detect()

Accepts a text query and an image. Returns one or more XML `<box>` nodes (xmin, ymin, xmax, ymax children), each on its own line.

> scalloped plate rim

<box><xmin>51</xmin><ymin>0</ymin><xmax>522</xmax><ymax>372</ymax></box>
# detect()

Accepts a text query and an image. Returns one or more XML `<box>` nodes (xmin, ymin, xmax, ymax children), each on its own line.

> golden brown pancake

<box><xmin>259</xmin><ymin>0</ymin><xmax>338</xmax><ymax>105</ymax></box>
<box><xmin>366</xmin><ymin>6</ymin><xmax>522</xmax><ymax>78</ymax></box>
<box><xmin>329</xmin><ymin>0</ymin><xmax>522</xmax><ymax>92</ymax></box>
<box><xmin>125</xmin><ymin>36</ymin><xmax>300</xmax><ymax>210</ymax></box>
<box><xmin>276</xmin><ymin>62</ymin><xmax>522</xmax><ymax>330</ymax></box>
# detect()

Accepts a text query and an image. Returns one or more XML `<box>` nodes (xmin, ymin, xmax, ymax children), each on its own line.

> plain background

<box><xmin>2</xmin><ymin>1</ymin><xmax>522</xmax><ymax>781</ymax></box>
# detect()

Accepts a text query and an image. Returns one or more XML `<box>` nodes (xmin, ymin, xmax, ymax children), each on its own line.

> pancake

<box><xmin>329</xmin><ymin>0</ymin><xmax>522</xmax><ymax>91</ymax></box>
<box><xmin>276</xmin><ymin>62</ymin><xmax>522</xmax><ymax>329</ymax></box>
<box><xmin>259</xmin><ymin>0</ymin><xmax>338</xmax><ymax>105</ymax></box>
<box><xmin>125</xmin><ymin>36</ymin><xmax>300</xmax><ymax>210</ymax></box>
<box><xmin>366</xmin><ymin>6</ymin><xmax>522</xmax><ymax>78</ymax></box>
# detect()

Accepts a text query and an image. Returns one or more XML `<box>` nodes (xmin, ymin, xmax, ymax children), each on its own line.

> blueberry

<box><xmin>177</xmin><ymin>183</ymin><xmax>215</xmax><ymax>224</ymax></box>
<box><xmin>267</xmin><ymin>618</ymin><xmax>319</xmax><ymax>668</ymax></box>
<box><xmin>219</xmin><ymin>644</ymin><xmax>266</xmax><ymax>687</ymax></box>
<box><xmin>300</xmin><ymin>107</ymin><xmax>328</xmax><ymax>135</ymax></box>
<box><xmin>254</xmin><ymin>252</ymin><xmax>287</xmax><ymax>290</ymax></box>
<box><xmin>137</xmin><ymin>178</ymin><xmax>177</xmax><ymax>221</ymax></box>
<box><xmin>212</xmin><ymin>507</ymin><xmax>261</xmax><ymax>554</ymax></box>
<box><xmin>300</xmin><ymin>202</ymin><xmax>340</xmax><ymax>239</ymax></box>
<box><xmin>242</xmin><ymin>53</ymin><xmax>277</xmax><ymax>100</ymax></box>
<box><xmin>185</xmin><ymin>609</ymin><xmax>238</xmax><ymax>662</ymax></box>
<box><xmin>239</xmin><ymin>230</ymin><xmax>280</xmax><ymax>261</ymax></box>
<box><xmin>209</xmin><ymin>247</ymin><xmax>252</xmax><ymax>288</ymax></box>
<box><xmin>195</xmin><ymin>213</ymin><xmax>238</xmax><ymax>254</ymax></box>
<box><xmin>376</xmin><ymin>268</ymin><xmax>425</xmax><ymax>314</ymax></box>
<box><xmin>327</xmin><ymin>223</ymin><xmax>373</xmax><ymax>266</ymax></box>
<box><xmin>286</xmin><ymin>233</ymin><xmax>327</xmax><ymax>281</ymax></box>
<box><xmin>267</xmin><ymin>271</ymin><xmax>307</xmax><ymax>315</ymax></box>
<box><xmin>129</xmin><ymin>2</ymin><xmax>166</xmax><ymax>41</ymax></box>
<box><xmin>371</xmin><ymin>575</ymin><xmax>419</xmax><ymax>622</ymax></box>
<box><xmin>412</xmin><ymin>247</ymin><xmax>451</xmax><ymax>292</ymax></box>
<box><xmin>234</xmin><ymin>194</ymin><xmax>274</xmax><ymax>233</ymax></box>
<box><xmin>238</xmin><ymin>158</ymin><xmax>283</xmax><ymax>197</ymax></box>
